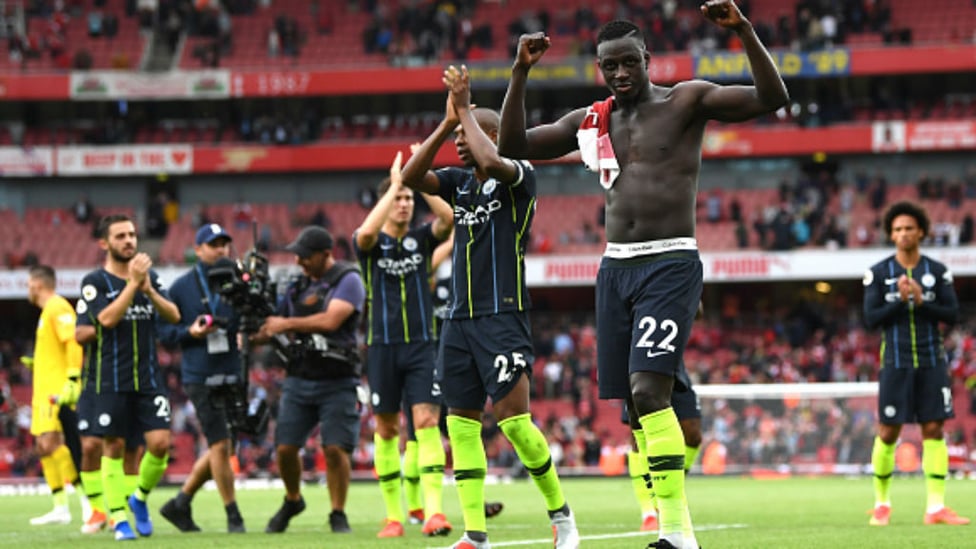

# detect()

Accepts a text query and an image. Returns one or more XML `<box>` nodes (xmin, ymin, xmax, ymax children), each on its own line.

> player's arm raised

<box><xmin>444</xmin><ymin>65</ymin><xmax>520</xmax><ymax>184</ymax></box>
<box><xmin>402</xmin><ymin>94</ymin><xmax>461</xmax><ymax>195</ymax></box>
<box><xmin>498</xmin><ymin>33</ymin><xmax>583</xmax><ymax>159</ymax></box>
<box><xmin>423</xmin><ymin>192</ymin><xmax>454</xmax><ymax>241</ymax></box>
<box><xmin>356</xmin><ymin>151</ymin><xmax>404</xmax><ymax>252</ymax></box>
<box><xmin>696</xmin><ymin>0</ymin><xmax>789</xmax><ymax>122</ymax></box>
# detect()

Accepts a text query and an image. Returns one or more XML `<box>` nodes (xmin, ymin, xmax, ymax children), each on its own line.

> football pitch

<box><xmin>2</xmin><ymin>475</ymin><xmax>973</xmax><ymax>548</ymax></box>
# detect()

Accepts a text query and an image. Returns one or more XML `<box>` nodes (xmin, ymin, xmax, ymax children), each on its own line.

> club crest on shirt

<box><xmin>862</xmin><ymin>270</ymin><xmax>874</xmax><ymax>287</ymax></box>
<box><xmin>76</xmin><ymin>300</ymin><xmax>88</xmax><ymax>315</ymax></box>
<box><xmin>482</xmin><ymin>179</ymin><xmax>497</xmax><ymax>195</ymax></box>
<box><xmin>921</xmin><ymin>273</ymin><xmax>936</xmax><ymax>288</ymax></box>
<box><xmin>403</xmin><ymin>236</ymin><xmax>418</xmax><ymax>252</ymax></box>
<box><xmin>82</xmin><ymin>284</ymin><xmax>97</xmax><ymax>301</ymax></box>
<box><xmin>303</xmin><ymin>293</ymin><xmax>320</xmax><ymax>307</ymax></box>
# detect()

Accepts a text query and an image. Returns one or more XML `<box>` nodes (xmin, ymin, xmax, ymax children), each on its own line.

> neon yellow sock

<box><xmin>871</xmin><ymin>436</ymin><xmax>896</xmax><ymax>505</ymax></box>
<box><xmin>640</xmin><ymin>408</ymin><xmax>687</xmax><ymax>537</ymax></box>
<box><xmin>632</xmin><ymin>429</ymin><xmax>656</xmax><ymax>511</ymax></box>
<box><xmin>125</xmin><ymin>474</ymin><xmax>139</xmax><ymax>497</ymax></box>
<box><xmin>447</xmin><ymin>415</ymin><xmax>486</xmax><ymax>534</ymax></box>
<box><xmin>628</xmin><ymin>450</ymin><xmax>656</xmax><ymax>516</ymax></box>
<box><xmin>374</xmin><ymin>433</ymin><xmax>404</xmax><ymax>522</ymax></box>
<box><xmin>499</xmin><ymin>413</ymin><xmax>567</xmax><ymax>513</ymax></box>
<box><xmin>685</xmin><ymin>444</ymin><xmax>701</xmax><ymax>473</ymax></box>
<box><xmin>402</xmin><ymin>440</ymin><xmax>422</xmax><ymax>512</ymax></box>
<box><xmin>102</xmin><ymin>456</ymin><xmax>127</xmax><ymax>525</ymax></box>
<box><xmin>922</xmin><ymin>439</ymin><xmax>948</xmax><ymax>510</ymax></box>
<box><xmin>80</xmin><ymin>469</ymin><xmax>105</xmax><ymax>514</ymax></box>
<box><xmin>134</xmin><ymin>452</ymin><xmax>168</xmax><ymax>501</ymax></box>
<box><xmin>416</xmin><ymin>426</ymin><xmax>446</xmax><ymax>516</ymax></box>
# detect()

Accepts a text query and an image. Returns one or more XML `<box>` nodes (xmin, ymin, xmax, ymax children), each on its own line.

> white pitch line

<box><xmin>427</xmin><ymin>523</ymin><xmax>748</xmax><ymax>548</ymax></box>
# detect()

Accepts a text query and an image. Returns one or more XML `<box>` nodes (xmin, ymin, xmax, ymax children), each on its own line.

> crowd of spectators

<box><xmin>702</xmin><ymin>166</ymin><xmax>976</xmax><ymax>252</ymax></box>
<box><xmin>360</xmin><ymin>0</ymin><xmax>915</xmax><ymax>65</ymax></box>
<box><xmin>1</xmin><ymin>294</ymin><xmax>974</xmax><ymax>478</ymax></box>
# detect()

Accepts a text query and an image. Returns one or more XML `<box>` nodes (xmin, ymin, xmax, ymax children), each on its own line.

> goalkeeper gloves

<box><xmin>57</xmin><ymin>376</ymin><xmax>81</xmax><ymax>406</ymax></box>
<box><xmin>20</xmin><ymin>355</ymin><xmax>33</xmax><ymax>369</ymax></box>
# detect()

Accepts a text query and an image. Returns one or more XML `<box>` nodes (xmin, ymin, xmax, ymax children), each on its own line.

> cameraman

<box><xmin>257</xmin><ymin>225</ymin><xmax>365</xmax><ymax>534</ymax></box>
<box><xmin>156</xmin><ymin>224</ymin><xmax>246</xmax><ymax>533</ymax></box>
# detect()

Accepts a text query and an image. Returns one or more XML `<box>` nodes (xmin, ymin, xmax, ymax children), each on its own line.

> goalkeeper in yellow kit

<box><xmin>27</xmin><ymin>265</ymin><xmax>88</xmax><ymax>525</ymax></box>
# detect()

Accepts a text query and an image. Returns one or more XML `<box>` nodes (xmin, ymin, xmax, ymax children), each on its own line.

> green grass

<box><xmin>3</xmin><ymin>475</ymin><xmax>974</xmax><ymax>548</ymax></box>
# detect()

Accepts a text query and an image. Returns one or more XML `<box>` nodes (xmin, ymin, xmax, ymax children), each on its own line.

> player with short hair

<box><xmin>76</xmin><ymin>214</ymin><xmax>180</xmax><ymax>540</ymax></box>
<box><xmin>402</xmin><ymin>66</ymin><xmax>580</xmax><ymax>549</ymax></box>
<box><xmin>26</xmin><ymin>265</ymin><xmax>88</xmax><ymax>526</ymax></box>
<box><xmin>862</xmin><ymin>201</ymin><xmax>968</xmax><ymax>526</ymax></box>
<box><xmin>354</xmin><ymin>150</ymin><xmax>454</xmax><ymax>538</ymax></box>
<box><xmin>497</xmin><ymin>3</ymin><xmax>788</xmax><ymax>547</ymax></box>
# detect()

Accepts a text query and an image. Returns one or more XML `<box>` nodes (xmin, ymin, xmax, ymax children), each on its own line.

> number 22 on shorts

<box><xmin>635</xmin><ymin>315</ymin><xmax>679</xmax><ymax>358</ymax></box>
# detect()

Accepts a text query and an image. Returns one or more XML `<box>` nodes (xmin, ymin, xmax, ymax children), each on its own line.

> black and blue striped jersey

<box><xmin>434</xmin><ymin>160</ymin><xmax>535</xmax><ymax>320</ymax></box>
<box><xmin>75</xmin><ymin>268</ymin><xmax>167</xmax><ymax>393</ymax></box>
<box><xmin>354</xmin><ymin>223</ymin><xmax>441</xmax><ymax>345</ymax></box>
<box><xmin>862</xmin><ymin>254</ymin><xmax>959</xmax><ymax>369</ymax></box>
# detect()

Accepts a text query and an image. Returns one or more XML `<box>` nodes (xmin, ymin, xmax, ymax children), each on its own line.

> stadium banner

<box><xmin>905</xmin><ymin>121</ymin><xmax>976</xmax><ymax>151</ymax></box>
<box><xmin>230</xmin><ymin>66</ymin><xmax>444</xmax><ymax>97</ymax></box>
<box><xmin>0</xmin><ymin>74</ymin><xmax>69</xmax><ymax>100</ymax></box>
<box><xmin>4</xmin><ymin>246</ymin><xmax>976</xmax><ymax>297</ymax></box>
<box><xmin>0</xmin><ymin>146</ymin><xmax>55</xmax><ymax>176</ymax></box>
<box><xmin>694</xmin><ymin>48</ymin><xmax>851</xmax><ymax>81</ymax></box>
<box><xmin>69</xmin><ymin>70</ymin><xmax>231</xmax><ymax>100</ymax></box>
<box><xmin>703</xmin><ymin>124</ymin><xmax>871</xmax><ymax>156</ymax></box>
<box><xmin>524</xmin><ymin>246</ymin><xmax>976</xmax><ymax>286</ymax></box>
<box><xmin>56</xmin><ymin>145</ymin><xmax>193</xmax><ymax>175</ymax></box>
<box><xmin>851</xmin><ymin>44</ymin><xmax>976</xmax><ymax>76</ymax></box>
<box><xmin>190</xmin><ymin>123</ymin><xmax>882</xmax><ymax>173</ymax></box>
<box><xmin>192</xmin><ymin>142</ymin><xmax>462</xmax><ymax>172</ymax></box>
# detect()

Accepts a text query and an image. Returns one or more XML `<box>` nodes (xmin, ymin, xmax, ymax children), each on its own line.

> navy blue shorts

<box><xmin>596</xmin><ymin>252</ymin><xmax>702</xmax><ymax>400</ymax></box>
<box><xmin>275</xmin><ymin>377</ymin><xmax>360</xmax><ymax>452</ymax></box>
<box><xmin>81</xmin><ymin>391</ymin><xmax>170</xmax><ymax>438</ymax></box>
<box><xmin>436</xmin><ymin>312</ymin><xmax>534</xmax><ymax>410</ymax></box>
<box><xmin>367</xmin><ymin>341</ymin><xmax>440</xmax><ymax>414</ymax></box>
<box><xmin>878</xmin><ymin>366</ymin><xmax>954</xmax><ymax>425</ymax></box>
<box><xmin>76</xmin><ymin>389</ymin><xmax>97</xmax><ymax>437</ymax></box>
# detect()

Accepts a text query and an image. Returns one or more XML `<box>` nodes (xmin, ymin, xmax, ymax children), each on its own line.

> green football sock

<box><xmin>416</xmin><ymin>426</ymin><xmax>446</xmax><ymax>516</ymax></box>
<box><xmin>374</xmin><ymin>433</ymin><xmax>404</xmax><ymax>523</ymax></box>
<box><xmin>134</xmin><ymin>451</ymin><xmax>168</xmax><ymax>502</ymax></box>
<box><xmin>499</xmin><ymin>413</ymin><xmax>566</xmax><ymax>513</ymax></box>
<box><xmin>402</xmin><ymin>440</ymin><xmax>422</xmax><ymax>512</ymax></box>
<box><xmin>632</xmin><ymin>429</ymin><xmax>656</xmax><ymax>509</ymax></box>
<box><xmin>871</xmin><ymin>436</ymin><xmax>896</xmax><ymax>505</ymax></box>
<box><xmin>628</xmin><ymin>450</ymin><xmax>656</xmax><ymax>516</ymax></box>
<box><xmin>922</xmin><ymin>439</ymin><xmax>948</xmax><ymax>510</ymax></box>
<box><xmin>640</xmin><ymin>408</ymin><xmax>687</xmax><ymax>537</ymax></box>
<box><xmin>80</xmin><ymin>469</ymin><xmax>105</xmax><ymax>514</ymax></box>
<box><xmin>685</xmin><ymin>444</ymin><xmax>702</xmax><ymax>473</ymax></box>
<box><xmin>447</xmin><ymin>415</ymin><xmax>486</xmax><ymax>534</ymax></box>
<box><xmin>102</xmin><ymin>456</ymin><xmax>127</xmax><ymax>525</ymax></box>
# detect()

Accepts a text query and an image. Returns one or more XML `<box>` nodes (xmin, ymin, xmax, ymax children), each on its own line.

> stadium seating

<box><xmin>1</xmin><ymin>0</ymin><xmax>147</xmax><ymax>72</ymax></box>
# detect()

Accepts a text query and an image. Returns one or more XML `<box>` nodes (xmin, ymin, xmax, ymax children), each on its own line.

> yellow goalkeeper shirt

<box><xmin>32</xmin><ymin>294</ymin><xmax>82</xmax><ymax>399</ymax></box>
